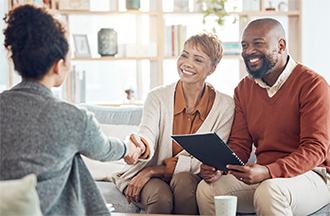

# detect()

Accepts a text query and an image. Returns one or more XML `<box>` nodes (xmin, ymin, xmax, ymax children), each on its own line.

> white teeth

<box><xmin>182</xmin><ymin>69</ymin><xmax>195</xmax><ymax>75</ymax></box>
<box><xmin>250</xmin><ymin>58</ymin><xmax>259</xmax><ymax>63</ymax></box>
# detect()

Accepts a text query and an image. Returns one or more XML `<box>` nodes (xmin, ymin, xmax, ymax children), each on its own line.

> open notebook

<box><xmin>171</xmin><ymin>132</ymin><xmax>245</xmax><ymax>172</ymax></box>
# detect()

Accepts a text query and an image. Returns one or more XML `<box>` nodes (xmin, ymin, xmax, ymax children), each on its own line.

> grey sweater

<box><xmin>0</xmin><ymin>81</ymin><xmax>127</xmax><ymax>215</ymax></box>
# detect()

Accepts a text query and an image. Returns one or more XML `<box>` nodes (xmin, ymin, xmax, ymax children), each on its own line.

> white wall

<box><xmin>302</xmin><ymin>0</ymin><xmax>330</xmax><ymax>82</ymax></box>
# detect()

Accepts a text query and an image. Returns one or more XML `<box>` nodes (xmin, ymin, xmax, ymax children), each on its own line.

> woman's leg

<box><xmin>130</xmin><ymin>178</ymin><xmax>173</xmax><ymax>214</ymax></box>
<box><xmin>170</xmin><ymin>172</ymin><xmax>202</xmax><ymax>215</ymax></box>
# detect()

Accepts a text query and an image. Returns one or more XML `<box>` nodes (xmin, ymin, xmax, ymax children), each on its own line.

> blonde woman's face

<box><xmin>177</xmin><ymin>42</ymin><xmax>216</xmax><ymax>86</ymax></box>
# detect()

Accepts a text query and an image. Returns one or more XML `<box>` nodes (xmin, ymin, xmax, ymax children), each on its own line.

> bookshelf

<box><xmin>7</xmin><ymin>0</ymin><xmax>302</xmax><ymax>105</ymax></box>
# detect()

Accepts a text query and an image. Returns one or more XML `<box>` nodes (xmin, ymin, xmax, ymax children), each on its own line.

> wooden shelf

<box><xmin>72</xmin><ymin>57</ymin><xmax>158</xmax><ymax>61</ymax></box>
<box><xmin>164</xmin><ymin>10</ymin><xmax>300</xmax><ymax>16</ymax></box>
<box><xmin>6</xmin><ymin>0</ymin><xmax>301</xmax><ymax>105</ymax></box>
<box><xmin>57</xmin><ymin>10</ymin><xmax>159</xmax><ymax>15</ymax></box>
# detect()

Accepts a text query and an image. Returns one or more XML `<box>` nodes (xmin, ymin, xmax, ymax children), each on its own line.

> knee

<box><xmin>171</xmin><ymin>172</ymin><xmax>199</xmax><ymax>189</ymax></box>
<box><xmin>254</xmin><ymin>179</ymin><xmax>289</xmax><ymax>213</ymax></box>
<box><xmin>196</xmin><ymin>179</ymin><xmax>214</xmax><ymax>203</ymax></box>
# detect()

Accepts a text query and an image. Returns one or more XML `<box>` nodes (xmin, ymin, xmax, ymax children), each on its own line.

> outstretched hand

<box><xmin>123</xmin><ymin>133</ymin><xmax>146</xmax><ymax>165</ymax></box>
<box><xmin>227</xmin><ymin>163</ymin><xmax>271</xmax><ymax>185</ymax></box>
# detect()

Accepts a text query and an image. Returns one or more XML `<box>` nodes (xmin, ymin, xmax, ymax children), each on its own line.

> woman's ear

<box><xmin>53</xmin><ymin>59</ymin><xmax>64</xmax><ymax>76</ymax></box>
<box><xmin>208</xmin><ymin>65</ymin><xmax>217</xmax><ymax>75</ymax></box>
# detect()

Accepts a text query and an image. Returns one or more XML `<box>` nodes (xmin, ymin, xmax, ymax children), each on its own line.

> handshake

<box><xmin>122</xmin><ymin>134</ymin><xmax>146</xmax><ymax>165</ymax></box>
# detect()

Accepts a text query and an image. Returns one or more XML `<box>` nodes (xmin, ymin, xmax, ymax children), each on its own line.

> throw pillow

<box><xmin>82</xmin><ymin>124</ymin><xmax>139</xmax><ymax>181</ymax></box>
<box><xmin>0</xmin><ymin>174</ymin><xmax>42</xmax><ymax>216</ymax></box>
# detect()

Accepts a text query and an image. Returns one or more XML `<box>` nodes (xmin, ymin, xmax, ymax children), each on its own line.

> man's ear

<box><xmin>278</xmin><ymin>38</ymin><xmax>287</xmax><ymax>54</ymax></box>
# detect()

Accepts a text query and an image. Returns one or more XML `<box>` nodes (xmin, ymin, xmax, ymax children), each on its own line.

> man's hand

<box><xmin>227</xmin><ymin>163</ymin><xmax>271</xmax><ymax>185</ymax></box>
<box><xmin>123</xmin><ymin>133</ymin><xmax>146</xmax><ymax>165</ymax></box>
<box><xmin>200</xmin><ymin>164</ymin><xmax>223</xmax><ymax>184</ymax></box>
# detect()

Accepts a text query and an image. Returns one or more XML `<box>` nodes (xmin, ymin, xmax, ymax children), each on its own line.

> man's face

<box><xmin>241</xmin><ymin>24</ymin><xmax>279</xmax><ymax>80</ymax></box>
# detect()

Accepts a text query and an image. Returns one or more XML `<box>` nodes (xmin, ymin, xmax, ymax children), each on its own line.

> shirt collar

<box><xmin>254</xmin><ymin>55</ymin><xmax>297</xmax><ymax>97</ymax></box>
<box><xmin>174</xmin><ymin>80</ymin><xmax>212</xmax><ymax>121</ymax></box>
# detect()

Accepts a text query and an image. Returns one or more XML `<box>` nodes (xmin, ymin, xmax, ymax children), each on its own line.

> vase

<box><xmin>98</xmin><ymin>28</ymin><xmax>117</xmax><ymax>56</ymax></box>
<box><xmin>126</xmin><ymin>0</ymin><xmax>140</xmax><ymax>10</ymax></box>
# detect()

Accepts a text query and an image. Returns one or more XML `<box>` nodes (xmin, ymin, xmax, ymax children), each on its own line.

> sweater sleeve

<box><xmin>227</xmin><ymin>86</ymin><xmax>254</xmax><ymax>164</ymax></box>
<box><xmin>267</xmin><ymin>75</ymin><xmax>330</xmax><ymax>177</ymax></box>
<box><xmin>78</xmin><ymin>109</ymin><xmax>128</xmax><ymax>162</ymax></box>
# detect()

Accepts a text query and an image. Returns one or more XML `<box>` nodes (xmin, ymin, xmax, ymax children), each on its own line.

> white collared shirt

<box><xmin>254</xmin><ymin>55</ymin><xmax>298</xmax><ymax>98</ymax></box>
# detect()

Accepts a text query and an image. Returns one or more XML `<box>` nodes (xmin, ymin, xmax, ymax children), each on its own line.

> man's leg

<box><xmin>170</xmin><ymin>172</ymin><xmax>201</xmax><ymax>215</ymax></box>
<box><xmin>254</xmin><ymin>169</ymin><xmax>330</xmax><ymax>216</ymax></box>
<box><xmin>128</xmin><ymin>178</ymin><xmax>173</xmax><ymax>214</ymax></box>
<box><xmin>197</xmin><ymin>174</ymin><xmax>258</xmax><ymax>215</ymax></box>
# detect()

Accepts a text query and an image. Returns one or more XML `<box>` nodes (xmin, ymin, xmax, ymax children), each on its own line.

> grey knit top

<box><xmin>0</xmin><ymin>81</ymin><xmax>127</xmax><ymax>216</ymax></box>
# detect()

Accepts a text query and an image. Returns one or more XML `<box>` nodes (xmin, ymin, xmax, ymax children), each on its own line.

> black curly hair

<box><xmin>3</xmin><ymin>4</ymin><xmax>69</xmax><ymax>80</ymax></box>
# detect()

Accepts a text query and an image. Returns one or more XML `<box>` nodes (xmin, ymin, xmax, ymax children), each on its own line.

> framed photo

<box><xmin>73</xmin><ymin>34</ymin><xmax>91</xmax><ymax>58</ymax></box>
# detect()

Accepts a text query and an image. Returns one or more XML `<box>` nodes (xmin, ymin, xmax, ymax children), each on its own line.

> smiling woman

<box><xmin>109</xmin><ymin>32</ymin><xmax>236</xmax><ymax>215</ymax></box>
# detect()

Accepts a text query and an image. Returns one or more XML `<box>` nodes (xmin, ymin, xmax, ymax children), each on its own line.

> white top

<box><xmin>254</xmin><ymin>56</ymin><xmax>298</xmax><ymax>98</ymax></box>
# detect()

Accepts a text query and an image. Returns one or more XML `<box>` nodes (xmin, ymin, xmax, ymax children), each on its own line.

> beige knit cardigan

<box><xmin>111</xmin><ymin>81</ymin><xmax>235</xmax><ymax>192</ymax></box>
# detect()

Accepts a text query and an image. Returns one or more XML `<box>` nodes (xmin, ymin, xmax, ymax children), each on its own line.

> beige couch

<box><xmin>80</xmin><ymin>104</ymin><xmax>330</xmax><ymax>215</ymax></box>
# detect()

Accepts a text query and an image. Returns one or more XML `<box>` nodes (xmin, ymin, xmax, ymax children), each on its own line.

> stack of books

<box><xmin>164</xmin><ymin>25</ymin><xmax>188</xmax><ymax>57</ymax></box>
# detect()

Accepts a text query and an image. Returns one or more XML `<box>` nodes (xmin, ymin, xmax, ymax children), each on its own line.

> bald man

<box><xmin>196</xmin><ymin>18</ymin><xmax>330</xmax><ymax>215</ymax></box>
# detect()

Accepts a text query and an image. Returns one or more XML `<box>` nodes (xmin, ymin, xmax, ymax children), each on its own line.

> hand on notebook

<box><xmin>227</xmin><ymin>163</ymin><xmax>271</xmax><ymax>185</ymax></box>
<box><xmin>123</xmin><ymin>134</ymin><xmax>146</xmax><ymax>165</ymax></box>
<box><xmin>200</xmin><ymin>164</ymin><xmax>223</xmax><ymax>184</ymax></box>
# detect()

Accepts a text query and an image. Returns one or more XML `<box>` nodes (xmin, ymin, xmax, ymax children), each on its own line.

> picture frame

<box><xmin>73</xmin><ymin>34</ymin><xmax>91</xmax><ymax>58</ymax></box>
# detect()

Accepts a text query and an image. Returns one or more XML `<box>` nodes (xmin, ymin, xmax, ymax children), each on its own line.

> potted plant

<box><xmin>198</xmin><ymin>0</ymin><xmax>237</xmax><ymax>33</ymax></box>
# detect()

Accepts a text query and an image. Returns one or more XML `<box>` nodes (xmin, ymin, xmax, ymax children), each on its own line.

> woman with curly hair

<box><xmin>0</xmin><ymin>4</ymin><xmax>144</xmax><ymax>216</ymax></box>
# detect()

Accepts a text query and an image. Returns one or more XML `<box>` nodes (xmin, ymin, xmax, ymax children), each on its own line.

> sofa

<box><xmin>79</xmin><ymin>103</ymin><xmax>330</xmax><ymax>216</ymax></box>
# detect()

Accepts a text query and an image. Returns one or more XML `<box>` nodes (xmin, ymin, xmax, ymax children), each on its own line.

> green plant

<box><xmin>198</xmin><ymin>0</ymin><xmax>237</xmax><ymax>33</ymax></box>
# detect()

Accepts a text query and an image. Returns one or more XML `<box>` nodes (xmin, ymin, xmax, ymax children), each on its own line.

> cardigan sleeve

<box><xmin>136</xmin><ymin>91</ymin><xmax>162</xmax><ymax>161</ymax></box>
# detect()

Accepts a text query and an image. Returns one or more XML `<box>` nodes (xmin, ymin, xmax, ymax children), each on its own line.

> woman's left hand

<box><xmin>125</xmin><ymin>167</ymin><xmax>152</xmax><ymax>204</ymax></box>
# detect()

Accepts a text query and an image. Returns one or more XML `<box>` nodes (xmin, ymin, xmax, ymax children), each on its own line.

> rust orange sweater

<box><xmin>228</xmin><ymin>64</ymin><xmax>330</xmax><ymax>177</ymax></box>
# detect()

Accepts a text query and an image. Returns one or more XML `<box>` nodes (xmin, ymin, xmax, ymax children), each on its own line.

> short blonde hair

<box><xmin>183</xmin><ymin>32</ymin><xmax>223</xmax><ymax>66</ymax></box>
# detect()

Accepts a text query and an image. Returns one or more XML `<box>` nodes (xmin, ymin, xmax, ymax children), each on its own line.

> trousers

<box><xmin>197</xmin><ymin>168</ymin><xmax>330</xmax><ymax>216</ymax></box>
<box><xmin>128</xmin><ymin>172</ymin><xmax>201</xmax><ymax>214</ymax></box>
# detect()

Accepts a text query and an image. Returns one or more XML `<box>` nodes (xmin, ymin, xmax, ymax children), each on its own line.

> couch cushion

<box><xmin>78</xmin><ymin>104</ymin><xmax>143</xmax><ymax>126</ymax></box>
<box><xmin>96</xmin><ymin>181</ymin><xmax>142</xmax><ymax>213</ymax></box>
<box><xmin>0</xmin><ymin>174</ymin><xmax>42</xmax><ymax>216</ymax></box>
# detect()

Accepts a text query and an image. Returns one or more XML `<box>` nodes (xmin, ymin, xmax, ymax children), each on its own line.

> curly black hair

<box><xmin>3</xmin><ymin>4</ymin><xmax>69</xmax><ymax>80</ymax></box>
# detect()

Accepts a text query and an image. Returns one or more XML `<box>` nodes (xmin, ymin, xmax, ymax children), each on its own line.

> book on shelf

<box><xmin>11</xmin><ymin>0</ymin><xmax>52</xmax><ymax>8</ymax></box>
<box><xmin>223</xmin><ymin>42</ymin><xmax>241</xmax><ymax>56</ymax></box>
<box><xmin>171</xmin><ymin>132</ymin><xmax>245</xmax><ymax>172</ymax></box>
<box><xmin>70</xmin><ymin>66</ymin><xmax>86</xmax><ymax>104</ymax></box>
<box><xmin>164</xmin><ymin>25</ymin><xmax>187</xmax><ymax>57</ymax></box>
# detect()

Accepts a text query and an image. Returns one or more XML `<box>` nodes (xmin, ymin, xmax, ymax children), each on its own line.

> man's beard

<box><xmin>244</xmin><ymin>52</ymin><xmax>278</xmax><ymax>80</ymax></box>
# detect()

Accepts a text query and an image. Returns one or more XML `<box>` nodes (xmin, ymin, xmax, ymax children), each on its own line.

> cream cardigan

<box><xmin>111</xmin><ymin>81</ymin><xmax>235</xmax><ymax>192</ymax></box>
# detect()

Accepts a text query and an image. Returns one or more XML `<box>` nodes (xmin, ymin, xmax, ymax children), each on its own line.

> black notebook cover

<box><xmin>171</xmin><ymin>132</ymin><xmax>245</xmax><ymax>172</ymax></box>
